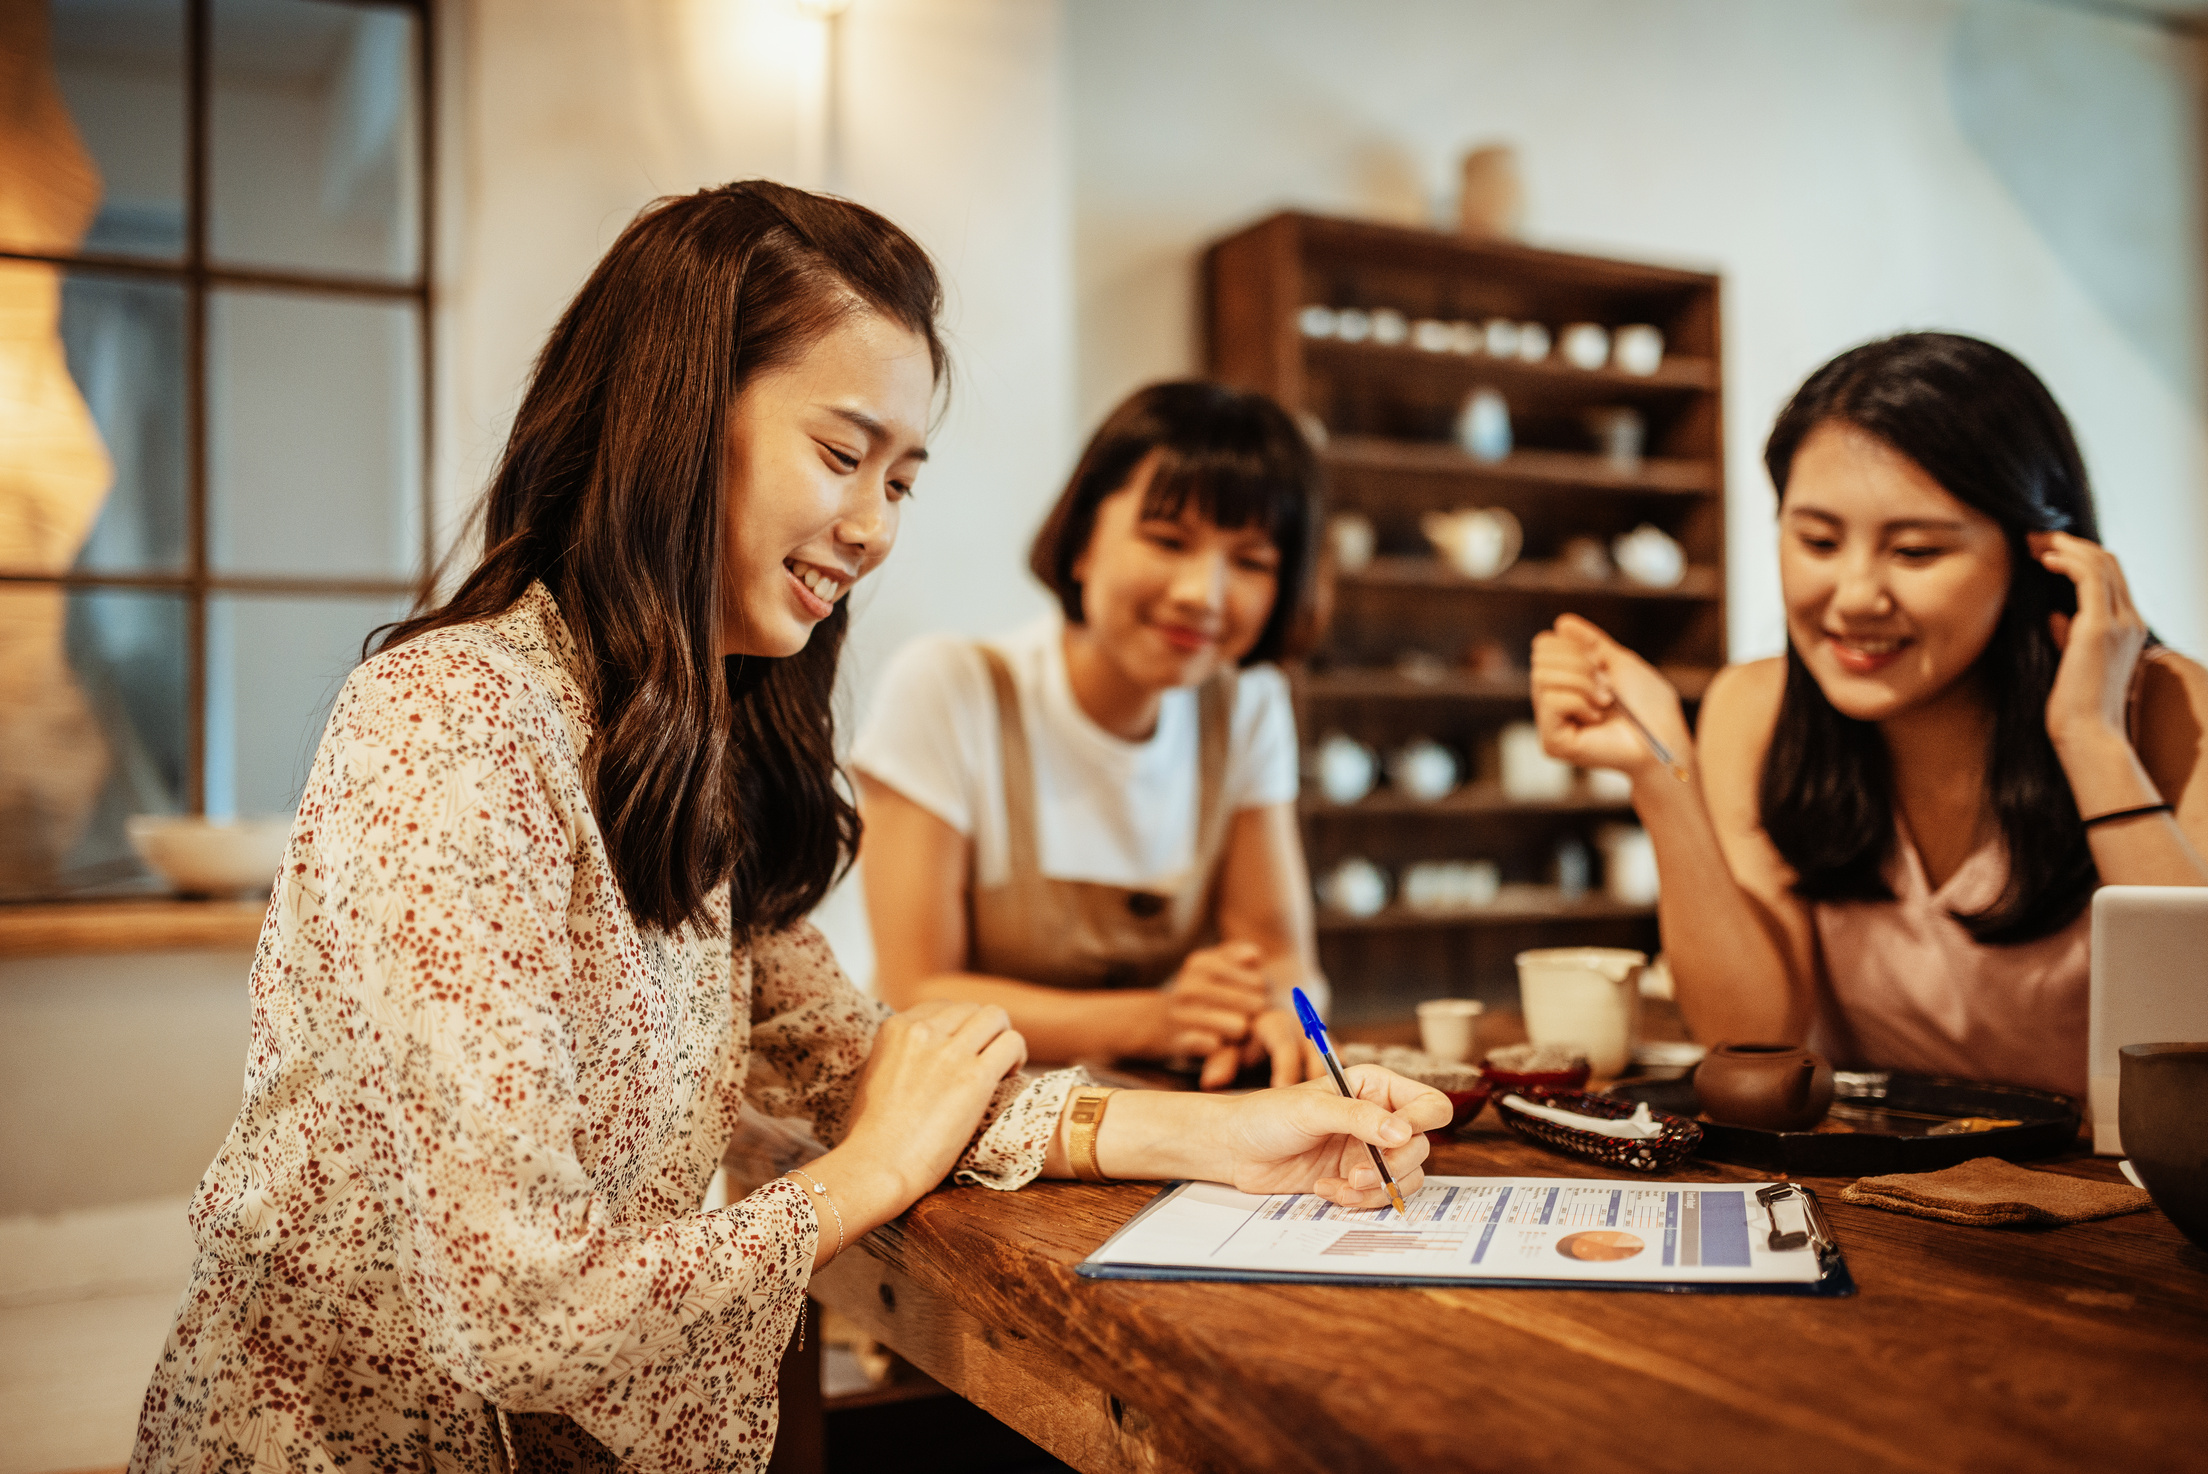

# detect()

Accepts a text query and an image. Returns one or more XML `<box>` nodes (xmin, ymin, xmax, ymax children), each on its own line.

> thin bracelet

<box><xmin>2083</xmin><ymin>802</ymin><xmax>2173</xmax><ymax>829</ymax></box>
<box><xmin>785</xmin><ymin>1168</ymin><xmax>844</xmax><ymax>1261</ymax></box>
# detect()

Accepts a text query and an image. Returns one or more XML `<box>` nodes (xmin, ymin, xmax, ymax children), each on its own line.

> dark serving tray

<box><xmin>1604</xmin><ymin>1073</ymin><xmax>2081</xmax><ymax>1176</ymax></box>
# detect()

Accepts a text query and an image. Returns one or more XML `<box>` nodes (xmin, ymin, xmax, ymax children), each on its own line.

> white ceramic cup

<box><xmin>1335</xmin><ymin>308</ymin><xmax>1373</xmax><ymax>343</ymax></box>
<box><xmin>1297</xmin><ymin>304</ymin><xmax>1338</xmax><ymax>339</ymax></box>
<box><xmin>1613</xmin><ymin>523</ymin><xmax>1686</xmax><ymax>588</ymax></box>
<box><xmin>1613</xmin><ymin>323</ymin><xmax>1665</xmax><ymax>376</ymax></box>
<box><xmin>1454</xmin><ymin>388</ymin><xmax>1513</xmax><ymax>463</ymax></box>
<box><xmin>1482</xmin><ymin>319</ymin><xmax>1521</xmax><ymax>358</ymax></box>
<box><xmin>1515</xmin><ymin>946</ymin><xmax>1648</xmax><ymax>1077</ymax></box>
<box><xmin>1318</xmin><ymin>857</ymin><xmax>1390</xmax><ymax>918</ymax></box>
<box><xmin>1499</xmin><ymin>720</ymin><xmax>1573</xmax><ymax>800</ymax></box>
<box><xmin>1597</xmin><ymin>822</ymin><xmax>1660</xmax><ymax>906</ymax></box>
<box><xmin>1316</xmin><ymin>733</ymin><xmax>1379</xmax><ymax>806</ymax></box>
<box><xmin>1328</xmin><ymin>512</ymin><xmax>1375</xmax><ymax>573</ymax></box>
<box><xmin>1417</xmin><ymin>998</ymin><xmax>1487</xmax><ymax>1064</ymax></box>
<box><xmin>1388</xmin><ymin>738</ymin><xmax>1460</xmax><ymax>802</ymax></box>
<box><xmin>1516</xmin><ymin>322</ymin><xmax>1552</xmax><ymax>362</ymax></box>
<box><xmin>1560</xmin><ymin>322</ymin><xmax>1610</xmax><ymax>371</ymax></box>
<box><xmin>1421</xmin><ymin>505</ymin><xmax>1521</xmax><ymax>579</ymax></box>
<box><xmin>1410</xmin><ymin>318</ymin><xmax>1454</xmax><ymax>353</ymax></box>
<box><xmin>1371</xmin><ymin>308</ymin><xmax>1409</xmax><ymax>346</ymax></box>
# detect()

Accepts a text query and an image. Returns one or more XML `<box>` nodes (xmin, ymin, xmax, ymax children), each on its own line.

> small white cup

<box><xmin>1613</xmin><ymin>323</ymin><xmax>1665</xmax><ymax>376</ymax></box>
<box><xmin>1318</xmin><ymin>857</ymin><xmax>1390</xmax><ymax>918</ymax></box>
<box><xmin>1297</xmin><ymin>304</ymin><xmax>1338</xmax><ymax>339</ymax></box>
<box><xmin>1335</xmin><ymin>308</ymin><xmax>1373</xmax><ymax>343</ymax></box>
<box><xmin>1410</xmin><ymin>318</ymin><xmax>1454</xmax><ymax>353</ymax></box>
<box><xmin>1516</xmin><ymin>322</ymin><xmax>1552</xmax><ymax>362</ymax></box>
<box><xmin>1454</xmin><ymin>388</ymin><xmax>1513</xmax><ymax>463</ymax></box>
<box><xmin>1613</xmin><ymin>523</ymin><xmax>1686</xmax><ymax>588</ymax></box>
<box><xmin>1315</xmin><ymin>733</ymin><xmax>1378</xmax><ymax>806</ymax></box>
<box><xmin>1421</xmin><ymin>505</ymin><xmax>1521</xmax><ymax>579</ymax></box>
<box><xmin>1417</xmin><ymin>998</ymin><xmax>1487</xmax><ymax>1063</ymax></box>
<box><xmin>1328</xmin><ymin>512</ymin><xmax>1375</xmax><ymax>573</ymax></box>
<box><xmin>1499</xmin><ymin>720</ymin><xmax>1573</xmax><ymax>801</ymax></box>
<box><xmin>1371</xmin><ymin>308</ymin><xmax>1409</xmax><ymax>346</ymax></box>
<box><xmin>1388</xmin><ymin>738</ymin><xmax>1460</xmax><ymax>802</ymax></box>
<box><xmin>1560</xmin><ymin>322</ymin><xmax>1610</xmax><ymax>371</ymax></box>
<box><xmin>1597</xmin><ymin>822</ymin><xmax>1660</xmax><ymax>906</ymax></box>
<box><xmin>1515</xmin><ymin>946</ymin><xmax>1648</xmax><ymax>1077</ymax></box>
<box><xmin>1482</xmin><ymin>319</ymin><xmax>1522</xmax><ymax>358</ymax></box>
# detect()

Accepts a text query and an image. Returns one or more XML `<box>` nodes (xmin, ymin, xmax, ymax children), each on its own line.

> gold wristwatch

<box><xmin>1068</xmin><ymin>1086</ymin><xmax>1117</xmax><ymax>1182</ymax></box>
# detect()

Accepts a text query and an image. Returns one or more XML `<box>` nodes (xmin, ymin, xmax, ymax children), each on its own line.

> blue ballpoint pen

<box><xmin>1292</xmin><ymin>986</ymin><xmax>1410</xmax><ymax>1219</ymax></box>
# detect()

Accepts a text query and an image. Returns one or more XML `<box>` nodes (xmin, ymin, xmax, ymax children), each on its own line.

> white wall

<box><xmin>1068</xmin><ymin>0</ymin><xmax>2208</xmax><ymax>661</ymax></box>
<box><xmin>443</xmin><ymin>0</ymin><xmax>1075</xmax><ymax>982</ymax></box>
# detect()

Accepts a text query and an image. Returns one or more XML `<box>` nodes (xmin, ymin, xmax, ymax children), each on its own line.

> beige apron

<box><xmin>966</xmin><ymin>645</ymin><xmax>1235</xmax><ymax>991</ymax></box>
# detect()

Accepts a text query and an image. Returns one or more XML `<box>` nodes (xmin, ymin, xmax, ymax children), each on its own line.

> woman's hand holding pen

<box><xmin>1217</xmin><ymin>1066</ymin><xmax>1446</xmax><ymax>1209</ymax></box>
<box><xmin>1530</xmin><ymin>614</ymin><xmax>1692</xmax><ymax>782</ymax></box>
<box><xmin>1067</xmin><ymin>1065</ymin><xmax>1448</xmax><ymax>1210</ymax></box>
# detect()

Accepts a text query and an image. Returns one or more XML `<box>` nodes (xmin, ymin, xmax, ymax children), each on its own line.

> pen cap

<box><xmin>1291</xmin><ymin>986</ymin><xmax>1328</xmax><ymax>1046</ymax></box>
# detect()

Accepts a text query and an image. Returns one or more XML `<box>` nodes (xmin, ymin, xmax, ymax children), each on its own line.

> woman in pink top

<box><xmin>1530</xmin><ymin>333</ymin><xmax>2208</xmax><ymax>1098</ymax></box>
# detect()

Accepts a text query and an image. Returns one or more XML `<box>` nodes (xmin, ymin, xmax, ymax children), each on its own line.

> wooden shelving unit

<box><xmin>1204</xmin><ymin>211</ymin><xmax>1725</xmax><ymax>1021</ymax></box>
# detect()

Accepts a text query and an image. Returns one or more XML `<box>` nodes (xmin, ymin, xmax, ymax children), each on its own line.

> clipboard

<box><xmin>1075</xmin><ymin>1177</ymin><xmax>1857</xmax><ymax>1298</ymax></box>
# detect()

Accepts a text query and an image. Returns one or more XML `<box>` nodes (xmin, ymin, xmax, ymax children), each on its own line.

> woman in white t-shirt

<box><xmin>854</xmin><ymin>381</ymin><xmax>1327</xmax><ymax>1088</ymax></box>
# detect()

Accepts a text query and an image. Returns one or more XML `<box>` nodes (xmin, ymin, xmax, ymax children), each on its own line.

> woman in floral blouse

<box><xmin>130</xmin><ymin>181</ymin><xmax>1443</xmax><ymax>1474</ymax></box>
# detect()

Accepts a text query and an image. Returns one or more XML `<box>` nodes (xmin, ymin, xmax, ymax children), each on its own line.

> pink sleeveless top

<box><xmin>1811</xmin><ymin>817</ymin><xmax>2088</xmax><ymax>1099</ymax></box>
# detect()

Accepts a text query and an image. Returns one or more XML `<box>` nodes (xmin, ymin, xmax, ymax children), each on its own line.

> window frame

<box><xmin>0</xmin><ymin>0</ymin><xmax>437</xmax><ymax>818</ymax></box>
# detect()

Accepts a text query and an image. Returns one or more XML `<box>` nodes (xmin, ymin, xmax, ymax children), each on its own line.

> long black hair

<box><xmin>1759</xmin><ymin>332</ymin><xmax>2103</xmax><ymax>944</ymax></box>
<box><xmin>1027</xmin><ymin>380</ymin><xmax>1324</xmax><ymax>665</ymax></box>
<box><xmin>374</xmin><ymin>181</ymin><xmax>945</xmax><ymax>936</ymax></box>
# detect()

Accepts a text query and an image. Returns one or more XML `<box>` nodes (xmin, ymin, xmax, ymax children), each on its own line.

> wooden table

<box><xmin>809</xmin><ymin>1099</ymin><xmax>2208</xmax><ymax>1473</ymax></box>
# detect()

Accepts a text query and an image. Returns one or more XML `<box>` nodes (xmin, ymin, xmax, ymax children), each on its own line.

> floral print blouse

<box><xmin>131</xmin><ymin>583</ymin><xmax>1081</xmax><ymax>1473</ymax></box>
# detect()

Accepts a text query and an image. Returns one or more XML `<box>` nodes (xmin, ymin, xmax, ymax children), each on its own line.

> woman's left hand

<box><xmin>2032</xmin><ymin>530</ymin><xmax>2150</xmax><ymax>750</ymax></box>
<box><xmin>1215</xmin><ymin>1065</ymin><xmax>1449</xmax><ymax>1209</ymax></box>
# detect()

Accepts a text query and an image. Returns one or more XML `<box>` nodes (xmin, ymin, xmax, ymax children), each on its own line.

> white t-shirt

<box><xmin>851</xmin><ymin>616</ymin><xmax>1300</xmax><ymax>892</ymax></box>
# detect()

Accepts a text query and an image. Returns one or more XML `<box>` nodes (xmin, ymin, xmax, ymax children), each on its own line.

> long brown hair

<box><xmin>374</xmin><ymin>181</ymin><xmax>945</xmax><ymax>935</ymax></box>
<box><xmin>1759</xmin><ymin>332</ymin><xmax>2104</xmax><ymax>945</ymax></box>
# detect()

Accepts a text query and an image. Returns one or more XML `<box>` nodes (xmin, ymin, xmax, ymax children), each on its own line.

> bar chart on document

<box><xmin>1084</xmin><ymin>1177</ymin><xmax>1827</xmax><ymax>1285</ymax></box>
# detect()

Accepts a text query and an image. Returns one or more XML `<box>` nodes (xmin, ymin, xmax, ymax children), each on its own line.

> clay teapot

<box><xmin>1693</xmin><ymin>1042</ymin><xmax>1835</xmax><ymax>1132</ymax></box>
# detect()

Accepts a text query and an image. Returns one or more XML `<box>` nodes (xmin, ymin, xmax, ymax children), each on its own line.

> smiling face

<box><xmin>717</xmin><ymin>306</ymin><xmax>933</xmax><ymax>658</ymax></box>
<box><xmin>1779</xmin><ymin>421</ymin><xmax>2014</xmax><ymax>723</ymax></box>
<box><xmin>1070</xmin><ymin>451</ymin><xmax>1283</xmax><ymax>692</ymax></box>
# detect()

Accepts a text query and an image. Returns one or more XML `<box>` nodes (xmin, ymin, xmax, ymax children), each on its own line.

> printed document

<box><xmin>1085</xmin><ymin>1175</ymin><xmax>1826</xmax><ymax>1285</ymax></box>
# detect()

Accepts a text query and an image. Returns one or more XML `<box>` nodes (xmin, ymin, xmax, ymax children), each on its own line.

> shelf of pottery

<box><xmin>1203</xmin><ymin>210</ymin><xmax>1725</xmax><ymax>1017</ymax></box>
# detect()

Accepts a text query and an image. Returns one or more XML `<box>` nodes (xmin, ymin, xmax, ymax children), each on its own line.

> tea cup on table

<box><xmin>1417</xmin><ymin>998</ymin><xmax>1487</xmax><ymax>1063</ymax></box>
<box><xmin>1515</xmin><ymin>946</ymin><xmax>1647</xmax><ymax>1078</ymax></box>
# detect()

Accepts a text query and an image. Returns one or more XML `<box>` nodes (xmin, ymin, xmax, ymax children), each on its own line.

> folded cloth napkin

<box><xmin>1840</xmin><ymin>1156</ymin><xmax>2151</xmax><ymax>1227</ymax></box>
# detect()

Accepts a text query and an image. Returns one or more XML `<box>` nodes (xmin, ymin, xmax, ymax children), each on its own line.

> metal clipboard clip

<box><xmin>1755</xmin><ymin>1182</ymin><xmax>1836</xmax><ymax>1256</ymax></box>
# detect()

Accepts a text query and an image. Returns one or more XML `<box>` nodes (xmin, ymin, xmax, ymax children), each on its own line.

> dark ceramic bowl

<box><xmin>1432</xmin><ymin>1078</ymin><xmax>1492</xmax><ymax>1142</ymax></box>
<box><xmin>2121</xmin><ymin>1042</ymin><xmax>2208</xmax><ymax>1250</ymax></box>
<box><xmin>1481</xmin><ymin>1055</ymin><xmax>1592</xmax><ymax>1096</ymax></box>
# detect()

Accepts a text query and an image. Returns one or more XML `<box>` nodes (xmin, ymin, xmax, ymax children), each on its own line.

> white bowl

<box><xmin>127</xmin><ymin>816</ymin><xmax>292</xmax><ymax>898</ymax></box>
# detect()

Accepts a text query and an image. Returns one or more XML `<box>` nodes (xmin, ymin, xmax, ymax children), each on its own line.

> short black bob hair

<box><xmin>1027</xmin><ymin>380</ymin><xmax>1323</xmax><ymax>666</ymax></box>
